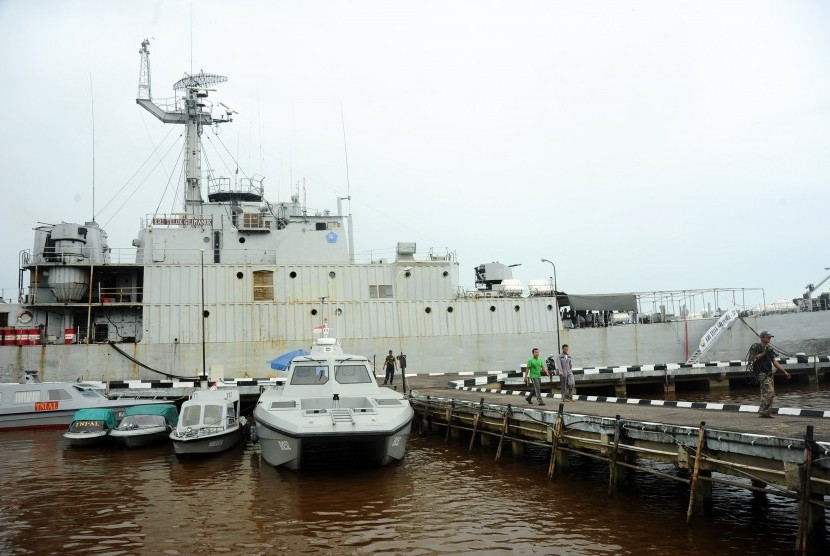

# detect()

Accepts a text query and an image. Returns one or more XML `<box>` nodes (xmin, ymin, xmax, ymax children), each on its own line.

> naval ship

<box><xmin>1</xmin><ymin>41</ymin><xmax>829</xmax><ymax>383</ymax></box>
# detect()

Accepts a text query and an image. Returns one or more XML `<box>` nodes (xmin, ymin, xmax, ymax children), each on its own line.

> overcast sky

<box><xmin>1</xmin><ymin>0</ymin><xmax>828</xmax><ymax>308</ymax></box>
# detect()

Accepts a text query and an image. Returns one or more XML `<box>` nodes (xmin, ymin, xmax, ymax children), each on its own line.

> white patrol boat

<box><xmin>170</xmin><ymin>389</ymin><xmax>245</xmax><ymax>455</ymax></box>
<box><xmin>0</xmin><ymin>371</ymin><xmax>167</xmax><ymax>431</ymax></box>
<box><xmin>253</xmin><ymin>325</ymin><xmax>414</xmax><ymax>470</ymax></box>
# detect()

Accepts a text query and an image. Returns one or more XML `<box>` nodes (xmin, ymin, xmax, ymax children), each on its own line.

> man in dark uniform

<box><xmin>748</xmin><ymin>331</ymin><xmax>790</xmax><ymax>418</ymax></box>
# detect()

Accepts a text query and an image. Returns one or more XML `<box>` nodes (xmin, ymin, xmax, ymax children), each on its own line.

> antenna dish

<box><xmin>173</xmin><ymin>71</ymin><xmax>228</xmax><ymax>91</ymax></box>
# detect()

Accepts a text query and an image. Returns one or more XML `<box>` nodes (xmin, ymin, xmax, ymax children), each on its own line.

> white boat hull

<box><xmin>110</xmin><ymin>426</ymin><xmax>171</xmax><ymax>448</ymax></box>
<box><xmin>63</xmin><ymin>430</ymin><xmax>109</xmax><ymax>448</ymax></box>
<box><xmin>255</xmin><ymin>417</ymin><xmax>412</xmax><ymax>470</ymax></box>
<box><xmin>170</xmin><ymin>428</ymin><xmax>241</xmax><ymax>455</ymax></box>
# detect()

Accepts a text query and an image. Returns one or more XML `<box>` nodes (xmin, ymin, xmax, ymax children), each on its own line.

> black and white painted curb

<box><xmin>447</xmin><ymin>369</ymin><xmax>830</xmax><ymax>418</ymax></box>
<box><xmin>108</xmin><ymin>377</ymin><xmax>285</xmax><ymax>390</ymax></box>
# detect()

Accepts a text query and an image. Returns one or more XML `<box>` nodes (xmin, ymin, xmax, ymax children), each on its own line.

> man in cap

<box><xmin>747</xmin><ymin>331</ymin><xmax>790</xmax><ymax>418</ymax></box>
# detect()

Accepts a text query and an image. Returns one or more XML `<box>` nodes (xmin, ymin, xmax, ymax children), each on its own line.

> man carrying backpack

<box><xmin>747</xmin><ymin>331</ymin><xmax>791</xmax><ymax>418</ymax></box>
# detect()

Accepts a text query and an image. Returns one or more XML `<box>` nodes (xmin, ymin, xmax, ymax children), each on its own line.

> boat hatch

<box><xmin>375</xmin><ymin>399</ymin><xmax>404</xmax><ymax>406</ymax></box>
<box><xmin>269</xmin><ymin>400</ymin><xmax>297</xmax><ymax>409</ymax></box>
<box><xmin>304</xmin><ymin>409</ymin><xmax>329</xmax><ymax>415</ymax></box>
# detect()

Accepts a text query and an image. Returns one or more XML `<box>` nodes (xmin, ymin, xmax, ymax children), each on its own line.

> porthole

<box><xmin>404</xmin><ymin>271</ymin><xmax>411</xmax><ymax>278</ymax></box>
<box><xmin>442</xmin><ymin>271</ymin><xmax>449</xmax><ymax>277</ymax></box>
<box><xmin>311</xmin><ymin>309</ymin><xmax>318</xmax><ymax>316</ymax></box>
<box><xmin>238</xmin><ymin>237</ymin><xmax>246</xmax><ymax>244</ymax></box>
<box><xmin>425</xmin><ymin>307</ymin><xmax>432</xmax><ymax>314</ymax></box>
<box><xmin>547</xmin><ymin>304</ymin><xmax>553</xmax><ymax>311</ymax></box>
<box><xmin>203</xmin><ymin>236</ymin><xmax>210</xmax><ymax>243</ymax></box>
<box><xmin>514</xmin><ymin>305</ymin><xmax>520</xmax><ymax>312</ymax></box>
<box><xmin>236</xmin><ymin>272</ymin><xmax>244</xmax><ymax>279</ymax></box>
<box><xmin>329</xmin><ymin>271</ymin><xmax>336</xmax><ymax>279</ymax></box>
<box><xmin>490</xmin><ymin>306</ymin><xmax>496</xmax><ymax>312</ymax></box>
<box><xmin>203</xmin><ymin>310</ymin><xmax>210</xmax><ymax>318</ymax></box>
<box><xmin>335</xmin><ymin>308</ymin><xmax>343</xmax><ymax>316</ymax></box>
<box><xmin>447</xmin><ymin>307</ymin><xmax>454</xmax><ymax>313</ymax></box>
<box><xmin>289</xmin><ymin>271</ymin><xmax>297</xmax><ymax>279</ymax></box>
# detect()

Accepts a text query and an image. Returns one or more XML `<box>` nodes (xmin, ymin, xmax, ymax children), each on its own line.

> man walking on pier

<box><xmin>525</xmin><ymin>348</ymin><xmax>549</xmax><ymax>405</ymax></box>
<box><xmin>383</xmin><ymin>350</ymin><xmax>398</xmax><ymax>385</ymax></box>
<box><xmin>748</xmin><ymin>331</ymin><xmax>790</xmax><ymax>418</ymax></box>
<box><xmin>555</xmin><ymin>344</ymin><xmax>575</xmax><ymax>401</ymax></box>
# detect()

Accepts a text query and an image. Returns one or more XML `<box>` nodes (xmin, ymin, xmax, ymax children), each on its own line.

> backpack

<box><xmin>545</xmin><ymin>356</ymin><xmax>557</xmax><ymax>373</ymax></box>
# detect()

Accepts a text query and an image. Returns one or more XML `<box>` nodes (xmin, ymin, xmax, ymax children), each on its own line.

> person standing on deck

<box><xmin>748</xmin><ymin>331</ymin><xmax>790</xmax><ymax>418</ymax></box>
<box><xmin>525</xmin><ymin>348</ymin><xmax>549</xmax><ymax>406</ymax></box>
<box><xmin>383</xmin><ymin>350</ymin><xmax>398</xmax><ymax>385</ymax></box>
<box><xmin>555</xmin><ymin>344</ymin><xmax>575</xmax><ymax>401</ymax></box>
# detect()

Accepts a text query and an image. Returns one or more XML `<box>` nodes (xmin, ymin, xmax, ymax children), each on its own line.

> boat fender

<box><xmin>16</xmin><ymin>310</ymin><xmax>33</xmax><ymax>324</ymax></box>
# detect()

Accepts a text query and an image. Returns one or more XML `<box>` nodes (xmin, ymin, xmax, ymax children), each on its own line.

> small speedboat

<box><xmin>253</xmin><ymin>326</ymin><xmax>414</xmax><ymax>470</ymax></box>
<box><xmin>170</xmin><ymin>389</ymin><xmax>244</xmax><ymax>455</ymax></box>
<box><xmin>63</xmin><ymin>408</ymin><xmax>118</xmax><ymax>447</ymax></box>
<box><xmin>110</xmin><ymin>404</ymin><xmax>179</xmax><ymax>448</ymax></box>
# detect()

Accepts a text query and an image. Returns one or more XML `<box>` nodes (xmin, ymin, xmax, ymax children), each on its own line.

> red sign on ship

<box><xmin>34</xmin><ymin>401</ymin><xmax>59</xmax><ymax>411</ymax></box>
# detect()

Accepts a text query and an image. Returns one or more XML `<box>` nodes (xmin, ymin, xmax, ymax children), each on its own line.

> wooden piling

<box><xmin>608</xmin><ymin>415</ymin><xmax>622</xmax><ymax>495</ymax></box>
<box><xmin>547</xmin><ymin>403</ymin><xmax>565</xmax><ymax>480</ymax></box>
<box><xmin>495</xmin><ymin>405</ymin><xmax>512</xmax><ymax>462</ymax></box>
<box><xmin>686</xmin><ymin>421</ymin><xmax>707</xmax><ymax>523</ymax></box>
<box><xmin>795</xmin><ymin>425</ymin><xmax>817</xmax><ymax>555</ymax></box>
<box><xmin>469</xmin><ymin>398</ymin><xmax>484</xmax><ymax>452</ymax></box>
<box><xmin>445</xmin><ymin>400</ymin><xmax>455</xmax><ymax>442</ymax></box>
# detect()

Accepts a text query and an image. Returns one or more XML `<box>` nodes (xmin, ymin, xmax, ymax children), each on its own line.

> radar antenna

<box><xmin>173</xmin><ymin>71</ymin><xmax>228</xmax><ymax>91</ymax></box>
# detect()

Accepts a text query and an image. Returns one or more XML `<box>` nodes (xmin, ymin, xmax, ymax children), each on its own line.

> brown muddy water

<box><xmin>1</xmin><ymin>418</ymin><xmax>826</xmax><ymax>555</ymax></box>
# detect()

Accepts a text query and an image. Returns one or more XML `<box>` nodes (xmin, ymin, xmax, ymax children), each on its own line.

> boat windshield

<box><xmin>119</xmin><ymin>415</ymin><xmax>165</xmax><ymax>429</ymax></box>
<box><xmin>78</xmin><ymin>389</ymin><xmax>106</xmax><ymax>399</ymax></box>
<box><xmin>204</xmin><ymin>404</ymin><xmax>224</xmax><ymax>426</ymax></box>
<box><xmin>335</xmin><ymin>364</ymin><xmax>372</xmax><ymax>384</ymax></box>
<box><xmin>180</xmin><ymin>404</ymin><xmax>202</xmax><ymax>427</ymax></box>
<box><xmin>291</xmin><ymin>364</ymin><xmax>329</xmax><ymax>385</ymax></box>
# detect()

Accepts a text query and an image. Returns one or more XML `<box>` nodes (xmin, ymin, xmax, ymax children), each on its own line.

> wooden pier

<box><xmin>405</xmin><ymin>373</ymin><xmax>830</xmax><ymax>554</ymax></box>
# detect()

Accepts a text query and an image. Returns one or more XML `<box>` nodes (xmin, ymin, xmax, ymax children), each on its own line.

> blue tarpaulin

<box><xmin>269</xmin><ymin>349</ymin><xmax>309</xmax><ymax>370</ymax></box>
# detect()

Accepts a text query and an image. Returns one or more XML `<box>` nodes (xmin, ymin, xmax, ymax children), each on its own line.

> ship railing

<box><xmin>207</xmin><ymin>177</ymin><xmax>264</xmax><ymax>197</ymax></box>
<box><xmin>26</xmin><ymin>247</ymin><xmax>137</xmax><ymax>265</ymax></box>
<box><xmin>98</xmin><ymin>286</ymin><xmax>143</xmax><ymax>304</ymax></box>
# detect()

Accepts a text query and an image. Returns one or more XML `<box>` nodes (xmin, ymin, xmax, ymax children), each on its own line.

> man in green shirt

<box><xmin>524</xmin><ymin>347</ymin><xmax>549</xmax><ymax>405</ymax></box>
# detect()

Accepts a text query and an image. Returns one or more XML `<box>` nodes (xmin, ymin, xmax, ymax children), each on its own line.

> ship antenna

<box><xmin>89</xmin><ymin>73</ymin><xmax>96</xmax><ymax>222</ymax></box>
<box><xmin>200</xmin><ymin>249</ymin><xmax>207</xmax><ymax>387</ymax></box>
<box><xmin>340</xmin><ymin>102</ymin><xmax>352</xmax><ymax>207</ymax></box>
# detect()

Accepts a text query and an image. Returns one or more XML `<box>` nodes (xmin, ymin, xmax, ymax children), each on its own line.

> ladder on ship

<box><xmin>330</xmin><ymin>408</ymin><xmax>354</xmax><ymax>426</ymax></box>
<box><xmin>685</xmin><ymin>307</ymin><xmax>740</xmax><ymax>364</ymax></box>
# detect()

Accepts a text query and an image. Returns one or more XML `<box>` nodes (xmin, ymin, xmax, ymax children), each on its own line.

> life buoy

<box><xmin>16</xmin><ymin>310</ymin><xmax>33</xmax><ymax>324</ymax></box>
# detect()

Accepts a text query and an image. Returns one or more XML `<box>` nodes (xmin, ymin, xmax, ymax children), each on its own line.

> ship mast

<box><xmin>135</xmin><ymin>39</ymin><xmax>233</xmax><ymax>213</ymax></box>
